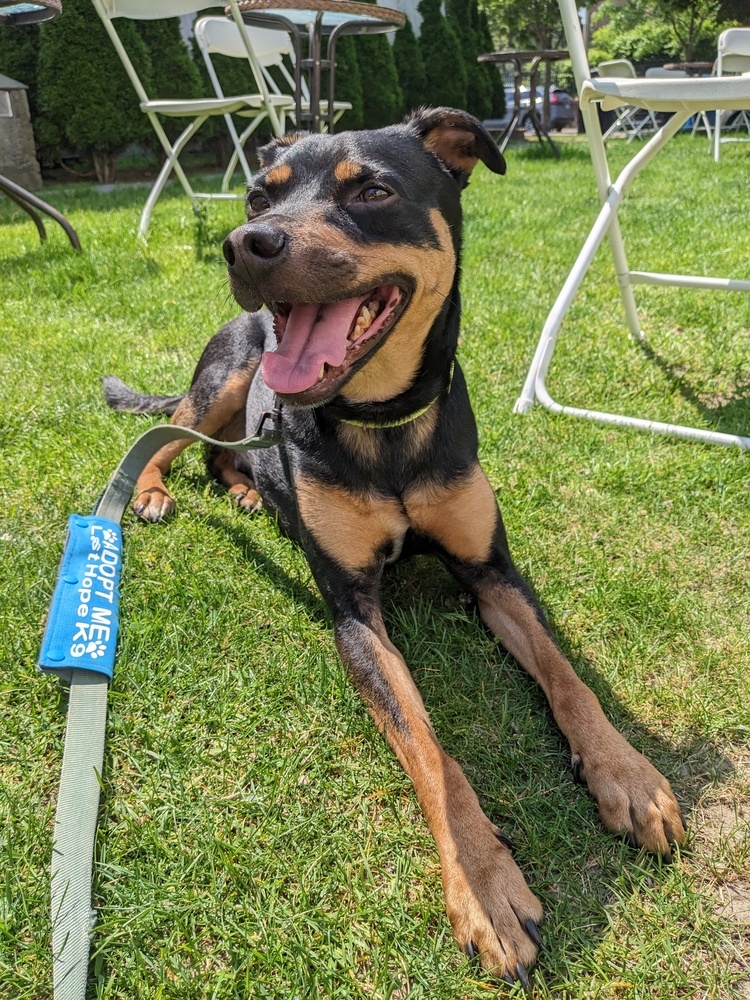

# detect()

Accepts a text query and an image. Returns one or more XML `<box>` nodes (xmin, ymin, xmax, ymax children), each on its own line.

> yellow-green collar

<box><xmin>340</xmin><ymin>361</ymin><xmax>454</xmax><ymax>430</ymax></box>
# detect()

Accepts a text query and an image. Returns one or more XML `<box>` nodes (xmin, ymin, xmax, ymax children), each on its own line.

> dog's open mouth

<box><xmin>261</xmin><ymin>284</ymin><xmax>406</xmax><ymax>401</ymax></box>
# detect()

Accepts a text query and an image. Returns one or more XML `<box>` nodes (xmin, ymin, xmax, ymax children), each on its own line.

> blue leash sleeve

<box><xmin>39</xmin><ymin>514</ymin><xmax>123</xmax><ymax>683</ymax></box>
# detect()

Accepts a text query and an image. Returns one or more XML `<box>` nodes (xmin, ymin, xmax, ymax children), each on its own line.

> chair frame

<box><xmin>598</xmin><ymin>60</ymin><xmax>659</xmax><ymax>142</ymax></box>
<box><xmin>713</xmin><ymin>27</ymin><xmax>750</xmax><ymax>162</ymax></box>
<box><xmin>194</xmin><ymin>16</ymin><xmax>350</xmax><ymax>193</ymax></box>
<box><xmin>514</xmin><ymin>0</ymin><xmax>750</xmax><ymax>449</ymax></box>
<box><xmin>90</xmin><ymin>0</ymin><xmax>292</xmax><ymax>238</ymax></box>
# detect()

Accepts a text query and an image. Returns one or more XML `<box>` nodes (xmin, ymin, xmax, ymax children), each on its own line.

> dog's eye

<box><xmin>357</xmin><ymin>186</ymin><xmax>391</xmax><ymax>204</ymax></box>
<box><xmin>248</xmin><ymin>192</ymin><xmax>270</xmax><ymax>214</ymax></box>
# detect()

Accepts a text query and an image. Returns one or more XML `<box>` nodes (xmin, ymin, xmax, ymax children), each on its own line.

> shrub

<box><xmin>475</xmin><ymin>3</ymin><xmax>506</xmax><ymax>117</ymax></box>
<box><xmin>446</xmin><ymin>0</ymin><xmax>491</xmax><ymax>119</ymax></box>
<box><xmin>0</xmin><ymin>23</ymin><xmax>40</xmax><ymax>119</ymax></box>
<box><xmin>35</xmin><ymin>0</ymin><xmax>152</xmax><ymax>180</ymax></box>
<box><xmin>393</xmin><ymin>17</ymin><xmax>428</xmax><ymax>114</ymax></box>
<box><xmin>418</xmin><ymin>0</ymin><xmax>468</xmax><ymax>111</ymax></box>
<box><xmin>332</xmin><ymin>36</ymin><xmax>364</xmax><ymax>130</ymax></box>
<box><xmin>356</xmin><ymin>34</ymin><xmax>404</xmax><ymax>128</ymax></box>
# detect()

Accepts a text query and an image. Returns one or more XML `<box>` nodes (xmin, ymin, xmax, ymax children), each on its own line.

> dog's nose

<box><xmin>223</xmin><ymin>223</ymin><xmax>287</xmax><ymax>269</ymax></box>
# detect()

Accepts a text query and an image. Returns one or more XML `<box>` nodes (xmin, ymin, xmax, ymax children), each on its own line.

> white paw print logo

<box><xmin>86</xmin><ymin>640</ymin><xmax>107</xmax><ymax>658</ymax></box>
<box><xmin>102</xmin><ymin>529</ymin><xmax>118</xmax><ymax>545</ymax></box>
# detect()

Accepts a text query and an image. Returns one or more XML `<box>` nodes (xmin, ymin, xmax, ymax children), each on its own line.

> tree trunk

<box><xmin>92</xmin><ymin>151</ymin><xmax>116</xmax><ymax>184</ymax></box>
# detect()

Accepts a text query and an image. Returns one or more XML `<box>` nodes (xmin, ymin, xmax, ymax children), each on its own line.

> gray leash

<box><xmin>41</xmin><ymin>415</ymin><xmax>281</xmax><ymax>999</ymax></box>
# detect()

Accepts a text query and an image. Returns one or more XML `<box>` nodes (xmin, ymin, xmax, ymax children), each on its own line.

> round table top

<box><xmin>478</xmin><ymin>49</ymin><xmax>569</xmax><ymax>64</ymax></box>
<box><xmin>0</xmin><ymin>0</ymin><xmax>61</xmax><ymax>25</ymax></box>
<box><xmin>234</xmin><ymin>0</ymin><xmax>405</xmax><ymax>27</ymax></box>
<box><xmin>663</xmin><ymin>61</ymin><xmax>713</xmax><ymax>74</ymax></box>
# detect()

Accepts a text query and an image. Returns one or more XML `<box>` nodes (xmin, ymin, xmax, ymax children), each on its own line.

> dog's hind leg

<box><xmin>409</xmin><ymin>463</ymin><xmax>686</xmax><ymax>860</ymax></box>
<box><xmin>130</xmin><ymin>364</ymin><xmax>260</xmax><ymax>522</ymax></box>
<box><xmin>119</xmin><ymin>314</ymin><xmax>268</xmax><ymax>522</ymax></box>
<box><xmin>205</xmin><ymin>413</ymin><xmax>262</xmax><ymax>514</ymax></box>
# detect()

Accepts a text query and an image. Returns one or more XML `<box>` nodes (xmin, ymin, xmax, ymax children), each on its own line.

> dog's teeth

<box><xmin>318</xmin><ymin>365</ymin><xmax>325</xmax><ymax>381</ymax></box>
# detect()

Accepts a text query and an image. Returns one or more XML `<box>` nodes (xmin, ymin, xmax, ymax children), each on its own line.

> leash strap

<box><xmin>41</xmin><ymin>419</ymin><xmax>281</xmax><ymax>1000</ymax></box>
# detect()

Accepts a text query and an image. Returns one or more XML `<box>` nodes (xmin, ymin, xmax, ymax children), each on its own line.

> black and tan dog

<box><xmin>104</xmin><ymin>108</ymin><xmax>685</xmax><ymax>984</ymax></box>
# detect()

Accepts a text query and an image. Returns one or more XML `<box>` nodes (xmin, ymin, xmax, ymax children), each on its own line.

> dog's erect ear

<box><xmin>257</xmin><ymin>131</ymin><xmax>305</xmax><ymax>170</ymax></box>
<box><xmin>406</xmin><ymin>107</ymin><xmax>506</xmax><ymax>184</ymax></box>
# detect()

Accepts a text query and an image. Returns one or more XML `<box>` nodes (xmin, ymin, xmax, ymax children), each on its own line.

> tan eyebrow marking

<box><xmin>265</xmin><ymin>163</ymin><xmax>292</xmax><ymax>186</ymax></box>
<box><xmin>334</xmin><ymin>160</ymin><xmax>364</xmax><ymax>183</ymax></box>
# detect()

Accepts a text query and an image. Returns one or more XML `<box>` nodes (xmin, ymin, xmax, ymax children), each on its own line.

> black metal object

<box><xmin>1</xmin><ymin>0</ymin><xmax>81</xmax><ymax>248</ymax></box>
<box><xmin>478</xmin><ymin>48</ymin><xmax>571</xmax><ymax>158</ymax></box>
<box><xmin>0</xmin><ymin>172</ymin><xmax>81</xmax><ymax>248</ymax></box>
<box><xmin>0</xmin><ymin>0</ymin><xmax>61</xmax><ymax>26</ymax></box>
<box><xmin>235</xmin><ymin>0</ymin><xmax>404</xmax><ymax>134</ymax></box>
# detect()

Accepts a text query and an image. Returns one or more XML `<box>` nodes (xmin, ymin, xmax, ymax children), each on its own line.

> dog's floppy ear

<box><xmin>257</xmin><ymin>131</ymin><xmax>305</xmax><ymax>170</ymax></box>
<box><xmin>406</xmin><ymin>107</ymin><xmax>506</xmax><ymax>184</ymax></box>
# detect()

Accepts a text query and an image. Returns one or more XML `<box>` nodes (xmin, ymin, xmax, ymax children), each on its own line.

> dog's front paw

<box><xmin>442</xmin><ymin>827</ymin><xmax>543</xmax><ymax>984</ymax></box>
<box><xmin>572</xmin><ymin>729</ymin><xmax>685</xmax><ymax>859</ymax></box>
<box><xmin>228</xmin><ymin>483</ymin><xmax>263</xmax><ymax>513</ymax></box>
<box><xmin>133</xmin><ymin>487</ymin><xmax>175</xmax><ymax>522</ymax></box>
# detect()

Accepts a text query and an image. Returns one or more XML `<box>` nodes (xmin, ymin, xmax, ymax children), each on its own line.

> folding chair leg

<box><xmin>514</xmin><ymin>110</ymin><xmax>689</xmax><ymax>418</ymax></box>
<box><xmin>139</xmin><ymin>114</ymin><xmax>207</xmax><ymax>239</ymax></box>
<box><xmin>602</xmin><ymin>109</ymin><xmax>632</xmax><ymax>141</ymax></box>
<box><xmin>515</xmin><ymin>109</ymin><xmax>750</xmax><ymax>446</ymax></box>
<box><xmin>219</xmin><ymin>113</ymin><xmax>254</xmax><ymax>193</ymax></box>
<box><xmin>222</xmin><ymin>115</ymin><xmax>273</xmax><ymax>193</ymax></box>
<box><xmin>577</xmin><ymin>104</ymin><xmax>643</xmax><ymax>342</ymax></box>
<box><xmin>713</xmin><ymin>108</ymin><xmax>723</xmax><ymax>161</ymax></box>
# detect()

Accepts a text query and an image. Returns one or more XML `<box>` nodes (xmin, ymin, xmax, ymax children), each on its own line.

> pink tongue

<box><xmin>262</xmin><ymin>298</ymin><xmax>364</xmax><ymax>395</ymax></box>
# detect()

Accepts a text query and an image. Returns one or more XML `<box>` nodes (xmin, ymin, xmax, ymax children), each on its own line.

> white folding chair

<box><xmin>194</xmin><ymin>15</ymin><xmax>351</xmax><ymax>187</ymax></box>
<box><xmin>598</xmin><ymin>60</ymin><xmax>659</xmax><ymax>141</ymax></box>
<box><xmin>644</xmin><ymin>66</ymin><xmax>714</xmax><ymax>139</ymax></box>
<box><xmin>90</xmin><ymin>0</ymin><xmax>294</xmax><ymax>238</ymax></box>
<box><xmin>514</xmin><ymin>0</ymin><xmax>750</xmax><ymax>449</ymax></box>
<box><xmin>713</xmin><ymin>27</ymin><xmax>750</xmax><ymax>161</ymax></box>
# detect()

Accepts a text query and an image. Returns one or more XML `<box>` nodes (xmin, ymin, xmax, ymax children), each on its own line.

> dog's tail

<box><xmin>102</xmin><ymin>375</ymin><xmax>184</xmax><ymax>416</ymax></box>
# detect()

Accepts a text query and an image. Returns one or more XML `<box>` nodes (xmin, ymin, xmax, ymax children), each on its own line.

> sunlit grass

<box><xmin>1</xmin><ymin>136</ymin><xmax>748</xmax><ymax>998</ymax></box>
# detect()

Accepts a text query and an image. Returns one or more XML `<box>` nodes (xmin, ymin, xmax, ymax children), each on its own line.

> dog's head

<box><xmin>223</xmin><ymin>108</ymin><xmax>505</xmax><ymax>407</ymax></box>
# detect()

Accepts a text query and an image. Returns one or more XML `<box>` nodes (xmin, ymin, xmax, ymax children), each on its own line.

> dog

<box><xmin>103</xmin><ymin>107</ymin><xmax>685</xmax><ymax>984</ymax></box>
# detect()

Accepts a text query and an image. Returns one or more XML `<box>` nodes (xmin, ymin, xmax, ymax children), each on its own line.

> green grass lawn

<box><xmin>1</xmin><ymin>135</ymin><xmax>749</xmax><ymax>999</ymax></box>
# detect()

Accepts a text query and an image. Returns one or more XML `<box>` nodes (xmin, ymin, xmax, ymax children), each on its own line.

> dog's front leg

<box><xmin>473</xmin><ymin>574</ymin><xmax>686</xmax><ymax>857</ymax></box>
<box><xmin>295</xmin><ymin>477</ymin><xmax>542</xmax><ymax>981</ymax></box>
<box><xmin>334</xmin><ymin>607</ymin><xmax>542</xmax><ymax>981</ymax></box>
<box><xmin>416</xmin><ymin>463</ymin><xmax>686</xmax><ymax>860</ymax></box>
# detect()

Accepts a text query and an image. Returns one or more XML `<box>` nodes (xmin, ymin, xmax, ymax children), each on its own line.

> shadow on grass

<box><xmin>195</xmin><ymin>504</ymin><xmax>734</xmax><ymax>983</ymax></box>
<box><xmin>637</xmin><ymin>338</ymin><xmax>750</xmax><ymax>437</ymax></box>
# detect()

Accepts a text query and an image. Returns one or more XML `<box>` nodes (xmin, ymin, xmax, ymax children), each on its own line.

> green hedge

<box><xmin>2</xmin><ymin>5</ymin><xmax>501</xmax><ymax>182</ymax></box>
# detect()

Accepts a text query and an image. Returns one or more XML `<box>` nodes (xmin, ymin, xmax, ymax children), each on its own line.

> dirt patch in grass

<box><xmin>717</xmin><ymin>878</ymin><xmax>750</xmax><ymax>926</ymax></box>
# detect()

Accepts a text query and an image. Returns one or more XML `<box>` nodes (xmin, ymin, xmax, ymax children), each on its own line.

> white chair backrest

<box><xmin>100</xmin><ymin>0</ymin><xmax>221</xmax><ymax>19</ymax></box>
<box><xmin>719</xmin><ymin>27</ymin><xmax>750</xmax><ymax>59</ymax></box>
<box><xmin>645</xmin><ymin>67</ymin><xmax>688</xmax><ymax>78</ymax></box>
<box><xmin>195</xmin><ymin>17</ymin><xmax>290</xmax><ymax>68</ymax></box>
<box><xmin>194</xmin><ymin>14</ymin><xmax>309</xmax><ymax>104</ymax></box>
<box><xmin>721</xmin><ymin>53</ymin><xmax>750</xmax><ymax>74</ymax></box>
<box><xmin>597</xmin><ymin>59</ymin><xmax>637</xmax><ymax>79</ymax></box>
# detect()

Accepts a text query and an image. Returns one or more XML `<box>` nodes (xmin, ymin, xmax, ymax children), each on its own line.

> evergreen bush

<box><xmin>136</xmin><ymin>17</ymin><xmax>203</xmax><ymax>147</ymax></box>
<box><xmin>417</xmin><ymin>0</ymin><xmax>468</xmax><ymax>111</ymax></box>
<box><xmin>393</xmin><ymin>17</ymin><xmax>427</xmax><ymax>114</ymax></box>
<box><xmin>35</xmin><ymin>0</ymin><xmax>152</xmax><ymax>180</ymax></box>
<box><xmin>332</xmin><ymin>36</ymin><xmax>364</xmax><ymax>130</ymax></box>
<box><xmin>0</xmin><ymin>23</ymin><xmax>40</xmax><ymax>118</ymax></box>
<box><xmin>475</xmin><ymin>2</ymin><xmax>506</xmax><ymax>117</ymax></box>
<box><xmin>356</xmin><ymin>34</ymin><xmax>404</xmax><ymax>128</ymax></box>
<box><xmin>445</xmin><ymin>0</ymin><xmax>491</xmax><ymax>119</ymax></box>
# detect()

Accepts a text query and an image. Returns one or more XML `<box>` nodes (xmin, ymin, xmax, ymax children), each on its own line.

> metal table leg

<box><xmin>0</xmin><ymin>172</ymin><xmax>81</xmax><ymax>250</ymax></box>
